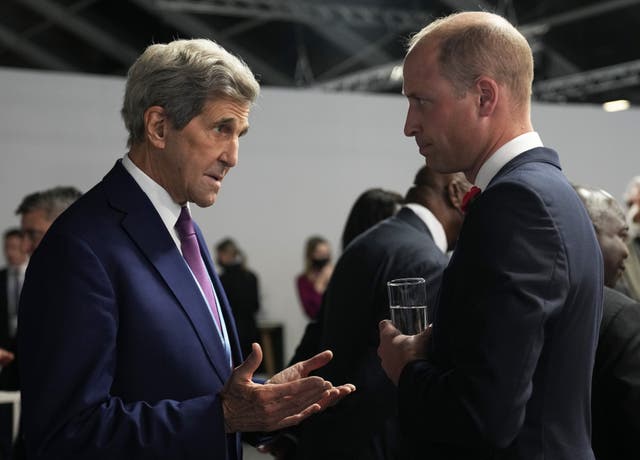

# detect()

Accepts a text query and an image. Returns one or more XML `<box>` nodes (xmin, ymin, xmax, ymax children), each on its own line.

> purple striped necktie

<box><xmin>175</xmin><ymin>206</ymin><xmax>222</xmax><ymax>331</ymax></box>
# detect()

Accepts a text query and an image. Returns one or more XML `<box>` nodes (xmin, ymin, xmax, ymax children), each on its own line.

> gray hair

<box><xmin>121</xmin><ymin>38</ymin><xmax>260</xmax><ymax>147</ymax></box>
<box><xmin>574</xmin><ymin>185</ymin><xmax>625</xmax><ymax>232</ymax></box>
<box><xmin>15</xmin><ymin>186</ymin><xmax>82</xmax><ymax>220</ymax></box>
<box><xmin>623</xmin><ymin>176</ymin><xmax>640</xmax><ymax>207</ymax></box>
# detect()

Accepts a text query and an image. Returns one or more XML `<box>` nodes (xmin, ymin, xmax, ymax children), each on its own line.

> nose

<box><xmin>222</xmin><ymin>138</ymin><xmax>239</xmax><ymax>168</ymax></box>
<box><xmin>622</xmin><ymin>242</ymin><xmax>630</xmax><ymax>260</ymax></box>
<box><xmin>404</xmin><ymin>107</ymin><xmax>419</xmax><ymax>138</ymax></box>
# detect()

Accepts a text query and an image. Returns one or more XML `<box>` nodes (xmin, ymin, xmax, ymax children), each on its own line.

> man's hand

<box><xmin>377</xmin><ymin>320</ymin><xmax>430</xmax><ymax>385</ymax></box>
<box><xmin>220</xmin><ymin>343</ymin><xmax>355</xmax><ymax>433</ymax></box>
<box><xmin>0</xmin><ymin>348</ymin><xmax>15</xmax><ymax>366</ymax></box>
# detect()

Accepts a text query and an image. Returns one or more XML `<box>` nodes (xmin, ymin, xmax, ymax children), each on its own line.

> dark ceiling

<box><xmin>2</xmin><ymin>0</ymin><xmax>640</xmax><ymax>106</ymax></box>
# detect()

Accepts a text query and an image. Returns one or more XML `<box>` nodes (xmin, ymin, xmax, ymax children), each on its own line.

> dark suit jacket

<box><xmin>219</xmin><ymin>265</ymin><xmax>260</xmax><ymax>359</ymax></box>
<box><xmin>0</xmin><ymin>268</ymin><xmax>9</xmax><ymax>350</ymax></box>
<box><xmin>18</xmin><ymin>161</ymin><xmax>243</xmax><ymax>460</ymax></box>
<box><xmin>592</xmin><ymin>287</ymin><xmax>640</xmax><ymax>459</ymax></box>
<box><xmin>0</xmin><ymin>268</ymin><xmax>19</xmax><ymax>390</ymax></box>
<box><xmin>399</xmin><ymin>148</ymin><xmax>603</xmax><ymax>459</ymax></box>
<box><xmin>295</xmin><ymin>207</ymin><xmax>449</xmax><ymax>460</ymax></box>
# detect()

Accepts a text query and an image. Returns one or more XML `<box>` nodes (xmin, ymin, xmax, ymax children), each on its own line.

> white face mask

<box><xmin>627</xmin><ymin>203</ymin><xmax>640</xmax><ymax>239</ymax></box>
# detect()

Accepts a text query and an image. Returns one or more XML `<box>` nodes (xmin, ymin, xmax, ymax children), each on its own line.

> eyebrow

<box><xmin>216</xmin><ymin>117</ymin><xmax>250</xmax><ymax>137</ymax></box>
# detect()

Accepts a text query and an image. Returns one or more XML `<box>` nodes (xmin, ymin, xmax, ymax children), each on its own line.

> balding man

<box><xmin>279</xmin><ymin>165</ymin><xmax>470</xmax><ymax>459</ymax></box>
<box><xmin>378</xmin><ymin>11</ymin><xmax>602</xmax><ymax>459</ymax></box>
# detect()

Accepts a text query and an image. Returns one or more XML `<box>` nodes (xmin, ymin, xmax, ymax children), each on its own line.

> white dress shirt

<box><xmin>404</xmin><ymin>203</ymin><xmax>448</xmax><ymax>254</ymax></box>
<box><xmin>475</xmin><ymin>132</ymin><xmax>544</xmax><ymax>190</ymax></box>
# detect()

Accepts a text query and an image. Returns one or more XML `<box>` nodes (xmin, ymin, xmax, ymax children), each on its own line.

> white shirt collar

<box><xmin>474</xmin><ymin>132</ymin><xmax>543</xmax><ymax>190</ymax></box>
<box><xmin>403</xmin><ymin>203</ymin><xmax>448</xmax><ymax>254</ymax></box>
<box><xmin>122</xmin><ymin>154</ymin><xmax>185</xmax><ymax>251</ymax></box>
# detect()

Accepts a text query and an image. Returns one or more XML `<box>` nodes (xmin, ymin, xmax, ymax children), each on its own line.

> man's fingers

<box><xmin>296</xmin><ymin>349</ymin><xmax>333</xmax><ymax>376</ymax></box>
<box><xmin>234</xmin><ymin>343</ymin><xmax>263</xmax><ymax>381</ymax></box>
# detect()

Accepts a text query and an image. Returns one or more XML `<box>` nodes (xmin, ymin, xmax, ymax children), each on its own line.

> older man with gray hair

<box><xmin>619</xmin><ymin>175</ymin><xmax>640</xmax><ymax>301</ymax></box>
<box><xmin>575</xmin><ymin>184</ymin><xmax>640</xmax><ymax>460</ymax></box>
<box><xmin>18</xmin><ymin>38</ymin><xmax>353</xmax><ymax>460</ymax></box>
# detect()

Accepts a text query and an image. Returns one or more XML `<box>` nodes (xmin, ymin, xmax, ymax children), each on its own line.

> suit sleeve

<box><xmin>19</xmin><ymin>230</ymin><xmax>228</xmax><ymax>460</ymax></box>
<box><xmin>398</xmin><ymin>182</ymin><xmax>569</xmax><ymax>449</ymax></box>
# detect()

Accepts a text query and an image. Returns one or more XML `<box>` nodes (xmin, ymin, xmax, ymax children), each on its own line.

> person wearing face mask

<box><xmin>575</xmin><ymin>184</ymin><xmax>640</xmax><ymax>460</ymax></box>
<box><xmin>296</xmin><ymin>236</ymin><xmax>333</xmax><ymax>320</ymax></box>
<box><xmin>215</xmin><ymin>238</ymin><xmax>261</xmax><ymax>364</ymax></box>
<box><xmin>619</xmin><ymin>176</ymin><xmax>640</xmax><ymax>302</ymax></box>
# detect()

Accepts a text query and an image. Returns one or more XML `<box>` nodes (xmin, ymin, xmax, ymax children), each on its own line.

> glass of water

<box><xmin>387</xmin><ymin>277</ymin><xmax>428</xmax><ymax>335</ymax></box>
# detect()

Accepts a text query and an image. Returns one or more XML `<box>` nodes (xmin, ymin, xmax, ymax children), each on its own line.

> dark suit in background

<box><xmin>219</xmin><ymin>264</ymin><xmax>261</xmax><ymax>361</ymax></box>
<box><xmin>295</xmin><ymin>207</ymin><xmax>449</xmax><ymax>459</ymax></box>
<box><xmin>0</xmin><ymin>268</ymin><xmax>18</xmax><ymax>390</ymax></box>
<box><xmin>0</xmin><ymin>267</ymin><xmax>19</xmax><ymax>460</ymax></box>
<box><xmin>592</xmin><ymin>287</ymin><xmax>640</xmax><ymax>459</ymax></box>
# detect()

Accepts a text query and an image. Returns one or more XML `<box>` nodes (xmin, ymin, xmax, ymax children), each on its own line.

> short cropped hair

<box><xmin>574</xmin><ymin>185</ymin><xmax>625</xmax><ymax>232</ymax></box>
<box><xmin>15</xmin><ymin>186</ymin><xmax>82</xmax><ymax>221</ymax></box>
<box><xmin>121</xmin><ymin>38</ymin><xmax>260</xmax><ymax>147</ymax></box>
<box><xmin>407</xmin><ymin>12</ymin><xmax>533</xmax><ymax>108</ymax></box>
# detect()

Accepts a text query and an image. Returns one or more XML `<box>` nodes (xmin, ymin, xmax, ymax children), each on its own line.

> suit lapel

<box><xmin>102</xmin><ymin>161</ymin><xmax>233</xmax><ymax>383</ymax></box>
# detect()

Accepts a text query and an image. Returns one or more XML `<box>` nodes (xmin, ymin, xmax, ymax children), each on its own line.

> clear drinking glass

<box><xmin>387</xmin><ymin>277</ymin><xmax>428</xmax><ymax>335</ymax></box>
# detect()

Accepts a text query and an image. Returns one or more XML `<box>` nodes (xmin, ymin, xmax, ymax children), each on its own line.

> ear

<box><xmin>476</xmin><ymin>77</ymin><xmax>499</xmax><ymax>117</ymax></box>
<box><xmin>447</xmin><ymin>178</ymin><xmax>470</xmax><ymax>212</ymax></box>
<box><xmin>143</xmin><ymin>106</ymin><xmax>168</xmax><ymax>148</ymax></box>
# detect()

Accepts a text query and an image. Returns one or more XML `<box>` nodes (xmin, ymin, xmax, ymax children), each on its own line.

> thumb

<box><xmin>235</xmin><ymin>342</ymin><xmax>263</xmax><ymax>381</ymax></box>
<box><xmin>379</xmin><ymin>319</ymin><xmax>401</xmax><ymax>338</ymax></box>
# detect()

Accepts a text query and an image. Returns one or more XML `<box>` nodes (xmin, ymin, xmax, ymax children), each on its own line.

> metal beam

<box><xmin>438</xmin><ymin>0</ymin><xmax>493</xmax><ymax>13</ymax></box>
<box><xmin>533</xmin><ymin>60</ymin><xmax>640</xmax><ymax>101</ymax></box>
<box><xmin>131</xmin><ymin>0</ymin><xmax>293</xmax><ymax>86</ymax></box>
<box><xmin>20</xmin><ymin>0</ymin><xmax>139</xmax><ymax>66</ymax></box>
<box><xmin>315</xmin><ymin>61</ymin><xmax>401</xmax><ymax>92</ymax></box>
<box><xmin>155</xmin><ymin>0</ymin><xmax>396</xmax><ymax>68</ymax></box>
<box><xmin>520</xmin><ymin>0</ymin><xmax>640</xmax><ymax>38</ymax></box>
<box><xmin>155</xmin><ymin>0</ymin><xmax>432</xmax><ymax>30</ymax></box>
<box><xmin>0</xmin><ymin>23</ymin><xmax>77</xmax><ymax>71</ymax></box>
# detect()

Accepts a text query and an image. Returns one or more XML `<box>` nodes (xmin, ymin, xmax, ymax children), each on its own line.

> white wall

<box><xmin>1</xmin><ymin>67</ymin><xmax>639</xmax><ymax>361</ymax></box>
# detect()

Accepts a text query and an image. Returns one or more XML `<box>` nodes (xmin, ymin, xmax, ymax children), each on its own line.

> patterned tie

<box><xmin>175</xmin><ymin>206</ymin><xmax>222</xmax><ymax>331</ymax></box>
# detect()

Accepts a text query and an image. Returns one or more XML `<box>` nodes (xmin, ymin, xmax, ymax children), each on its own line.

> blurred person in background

<box><xmin>575</xmin><ymin>184</ymin><xmax>640</xmax><ymax>460</ymax></box>
<box><xmin>619</xmin><ymin>175</ymin><xmax>640</xmax><ymax>301</ymax></box>
<box><xmin>296</xmin><ymin>236</ymin><xmax>333</xmax><ymax>320</ymax></box>
<box><xmin>267</xmin><ymin>166</ymin><xmax>470</xmax><ymax>460</ymax></box>
<box><xmin>0</xmin><ymin>228</ymin><xmax>28</xmax><ymax>460</ymax></box>
<box><xmin>215</xmin><ymin>238</ymin><xmax>261</xmax><ymax>363</ymax></box>
<box><xmin>341</xmin><ymin>188</ymin><xmax>403</xmax><ymax>251</ymax></box>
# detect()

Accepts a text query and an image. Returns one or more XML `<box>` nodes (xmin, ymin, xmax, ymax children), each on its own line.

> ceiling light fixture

<box><xmin>602</xmin><ymin>99</ymin><xmax>630</xmax><ymax>112</ymax></box>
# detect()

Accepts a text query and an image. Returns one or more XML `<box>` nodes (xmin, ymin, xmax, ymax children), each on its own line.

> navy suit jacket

<box><xmin>19</xmin><ymin>161</ymin><xmax>243</xmax><ymax>459</ymax></box>
<box><xmin>398</xmin><ymin>148</ymin><xmax>603</xmax><ymax>459</ymax></box>
<box><xmin>295</xmin><ymin>207</ymin><xmax>449</xmax><ymax>459</ymax></box>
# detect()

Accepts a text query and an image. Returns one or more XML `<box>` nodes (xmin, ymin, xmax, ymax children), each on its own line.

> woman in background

<box><xmin>341</xmin><ymin>188</ymin><xmax>403</xmax><ymax>251</ymax></box>
<box><xmin>296</xmin><ymin>236</ymin><xmax>333</xmax><ymax>320</ymax></box>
